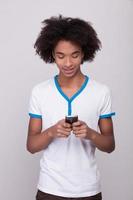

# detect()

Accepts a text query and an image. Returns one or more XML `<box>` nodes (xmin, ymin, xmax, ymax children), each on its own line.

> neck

<box><xmin>57</xmin><ymin>71</ymin><xmax>85</xmax><ymax>88</ymax></box>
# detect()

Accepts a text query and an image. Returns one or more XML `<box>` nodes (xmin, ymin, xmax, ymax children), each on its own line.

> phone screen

<box><xmin>65</xmin><ymin>115</ymin><xmax>78</xmax><ymax>124</ymax></box>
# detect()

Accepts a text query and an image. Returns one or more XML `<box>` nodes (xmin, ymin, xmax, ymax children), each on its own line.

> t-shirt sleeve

<box><xmin>28</xmin><ymin>87</ymin><xmax>42</xmax><ymax>119</ymax></box>
<box><xmin>99</xmin><ymin>86</ymin><xmax>115</xmax><ymax>119</ymax></box>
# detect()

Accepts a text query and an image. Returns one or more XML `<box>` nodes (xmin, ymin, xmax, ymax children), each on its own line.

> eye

<box><xmin>56</xmin><ymin>54</ymin><xmax>64</xmax><ymax>59</ymax></box>
<box><xmin>57</xmin><ymin>55</ymin><xmax>64</xmax><ymax>59</ymax></box>
<box><xmin>72</xmin><ymin>53</ymin><xmax>79</xmax><ymax>58</ymax></box>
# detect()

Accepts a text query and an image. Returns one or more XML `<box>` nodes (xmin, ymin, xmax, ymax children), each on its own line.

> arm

<box><xmin>72</xmin><ymin>118</ymin><xmax>115</xmax><ymax>153</ymax></box>
<box><xmin>26</xmin><ymin>118</ymin><xmax>72</xmax><ymax>154</ymax></box>
<box><xmin>90</xmin><ymin>118</ymin><xmax>115</xmax><ymax>153</ymax></box>
<box><xmin>26</xmin><ymin>118</ymin><xmax>53</xmax><ymax>154</ymax></box>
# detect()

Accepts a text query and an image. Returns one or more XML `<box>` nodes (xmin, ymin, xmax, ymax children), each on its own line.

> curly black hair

<box><xmin>34</xmin><ymin>15</ymin><xmax>101</xmax><ymax>63</ymax></box>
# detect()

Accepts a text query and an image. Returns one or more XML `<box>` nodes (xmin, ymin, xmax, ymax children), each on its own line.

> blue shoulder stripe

<box><xmin>29</xmin><ymin>113</ymin><xmax>42</xmax><ymax>119</ymax></box>
<box><xmin>99</xmin><ymin>112</ymin><xmax>115</xmax><ymax>119</ymax></box>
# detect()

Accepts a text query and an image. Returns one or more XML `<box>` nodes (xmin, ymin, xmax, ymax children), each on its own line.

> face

<box><xmin>53</xmin><ymin>40</ymin><xmax>84</xmax><ymax>78</ymax></box>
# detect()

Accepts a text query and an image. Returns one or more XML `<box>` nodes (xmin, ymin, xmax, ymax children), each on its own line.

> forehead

<box><xmin>54</xmin><ymin>40</ymin><xmax>82</xmax><ymax>53</ymax></box>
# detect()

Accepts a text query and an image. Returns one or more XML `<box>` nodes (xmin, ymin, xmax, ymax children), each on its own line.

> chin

<box><xmin>63</xmin><ymin>73</ymin><xmax>76</xmax><ymax>78</ymax></box>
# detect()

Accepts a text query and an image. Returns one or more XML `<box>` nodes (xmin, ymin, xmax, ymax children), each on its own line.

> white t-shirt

<box><xmin>28</xmin><ymin>75</ymin><xmax>115</xmax><ymax>197</ymax></box>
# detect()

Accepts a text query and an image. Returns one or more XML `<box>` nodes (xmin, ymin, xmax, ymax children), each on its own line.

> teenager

<box><xmin>27</xmin><ymin>15</ymin><xmax>115</xmax><ymax>200</ymax></box>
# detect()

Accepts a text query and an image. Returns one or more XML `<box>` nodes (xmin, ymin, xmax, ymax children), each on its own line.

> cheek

<box><xmin>54</xmin><ymin>56</ymin><xmax>64</xmax><ymax>63</ymax></box>
<box><xmin>74</xmin><ymin>58</ymin><xmax>82</xmax><ymax>66</ymax></box>
<box><xmin>55</xmin><ymin>60</ymin><xmax>64</xmax><ymax>68</ymax></box>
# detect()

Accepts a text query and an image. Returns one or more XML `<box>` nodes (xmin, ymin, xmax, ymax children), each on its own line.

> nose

<box><xmin>64</xmin><ymin>57</ymin><xmax>72</xmax><ymax>67</ymax></box>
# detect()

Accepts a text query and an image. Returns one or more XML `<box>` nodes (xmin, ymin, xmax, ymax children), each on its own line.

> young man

<box><xmin>27</xmin><ymin>15</ymin><xmax>115</xmax><ymax>200</ymax></box>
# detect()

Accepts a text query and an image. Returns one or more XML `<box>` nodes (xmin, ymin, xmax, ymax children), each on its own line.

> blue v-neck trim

<box><xmin>54</xmin><ymin>75</ymin><xmax>89</xmax><ymax>115</ymax></box>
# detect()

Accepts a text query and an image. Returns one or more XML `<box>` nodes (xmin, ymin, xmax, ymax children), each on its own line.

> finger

<box><xmin>61</xmin><ymin>126</ymin><xmax>72</xmax><ymax>132</ymax></box>
<box><xmin>57</xmin><ymin>133</ymin><xmax>68</xmax><ymax>138</ymax></box>
<box><xmin>58</xmin><ymin>124</ymin><xmax>71</xmax><ymax>132</ymax></box>
<box><xmin>72</xmin><ymin>124</ymin><xmax>85</xmax><ymax>131</ymax></box>
<box><xmin>57</xmin><ymin>131</ymin><xmax>69</xmax><ymax>137</ymax></box>
<box><xmin>72</xmin><ymin>120</ymin><xmax>84</xmax><ymax>127</ymax></box>
<box><xmin>73</xmin><ymin>129</ymin><xmax>86</xmax><ymax>135</ymax></box>
<box><xmin>63</xmin><ymin>122</ymin><xmax>72</xmax><ymax>128</ymax></box>
<box><xmin>75</xmin><ymin>133</ymin><xmax>86</xmax><ymax>138</ymax></box>
<box><xmin>57</xmin><ymin>129</ymin><xmax>71</xmax><ymax>136</ymax></box>
<box><xmin>65</xmin><ymin>128</ymin><xmax>72</xmax><ymax>132</ymax></box>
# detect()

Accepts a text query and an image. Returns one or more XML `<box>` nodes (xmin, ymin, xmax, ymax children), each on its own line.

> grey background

<box><xmin>0</xmin><ymin>0</ymin><xmax>132</xmax><ymax>199</ymax></box>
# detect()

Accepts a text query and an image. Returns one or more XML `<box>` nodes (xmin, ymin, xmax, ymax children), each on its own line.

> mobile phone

<box><xmin>65</xmin><ymin>115</ymin><xmax>78</xmax><ymax>124</ymax></box>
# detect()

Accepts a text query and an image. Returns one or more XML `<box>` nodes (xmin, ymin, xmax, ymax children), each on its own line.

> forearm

<box><xmin>27</xmin><ymin>128</ymin><xmax>53</xmax><ymax>154</ymax></box>
<box><xmin>89</xmin><ymin>128</ymin><xmax>115</xmax><ymax>153</ymax></box>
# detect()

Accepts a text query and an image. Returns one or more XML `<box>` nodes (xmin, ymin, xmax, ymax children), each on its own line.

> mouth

<box><xmin>63</xmin><ymin>67</ymin><xmax>75</xmax><ymax>74</ymax></box>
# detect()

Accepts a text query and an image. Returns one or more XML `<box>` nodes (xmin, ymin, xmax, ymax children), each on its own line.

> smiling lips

<box><xmin>63</xmin><ymin>67</ymin><xmax>75</xmax><ymax>74</ymax></box>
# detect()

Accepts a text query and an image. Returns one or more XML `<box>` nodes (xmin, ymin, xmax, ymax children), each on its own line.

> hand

<box><xmin>48</xmin><ymin>119</ymin><xmax>72</xmax><ymax>138</ymax></box>
<box><xmin>72</xmin><ymin>120</ymin><xmax>92</xmax><ymax>139</ymax></box>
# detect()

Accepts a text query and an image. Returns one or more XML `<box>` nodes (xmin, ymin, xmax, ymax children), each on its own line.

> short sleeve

<box><xmin>99</xmin><ymin>86</ymin><xmax>115</xmax><ymax>119</ymax></box>
<box><xmin>28</xmin><ymin>87</ymin><xmax>42</xmax><ymax>119</ymax></box>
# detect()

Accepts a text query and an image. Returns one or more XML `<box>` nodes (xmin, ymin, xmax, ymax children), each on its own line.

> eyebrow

<box><xmin>55</xmin><ymin>50</ymin><xmax>81</xmax><ymax>55</ymax></box>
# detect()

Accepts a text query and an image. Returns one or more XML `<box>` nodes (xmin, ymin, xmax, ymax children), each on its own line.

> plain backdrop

<box><xmin>0</xmin><ymin>0</ymin><xmax>132</xmax><ymax>200</ymax></box>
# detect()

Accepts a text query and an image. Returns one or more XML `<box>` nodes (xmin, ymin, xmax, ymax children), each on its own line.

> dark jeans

<box><xmin>36</xmin><ymin>190</ymin><xmax>102</xmax><ymax>200</ymax></box>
